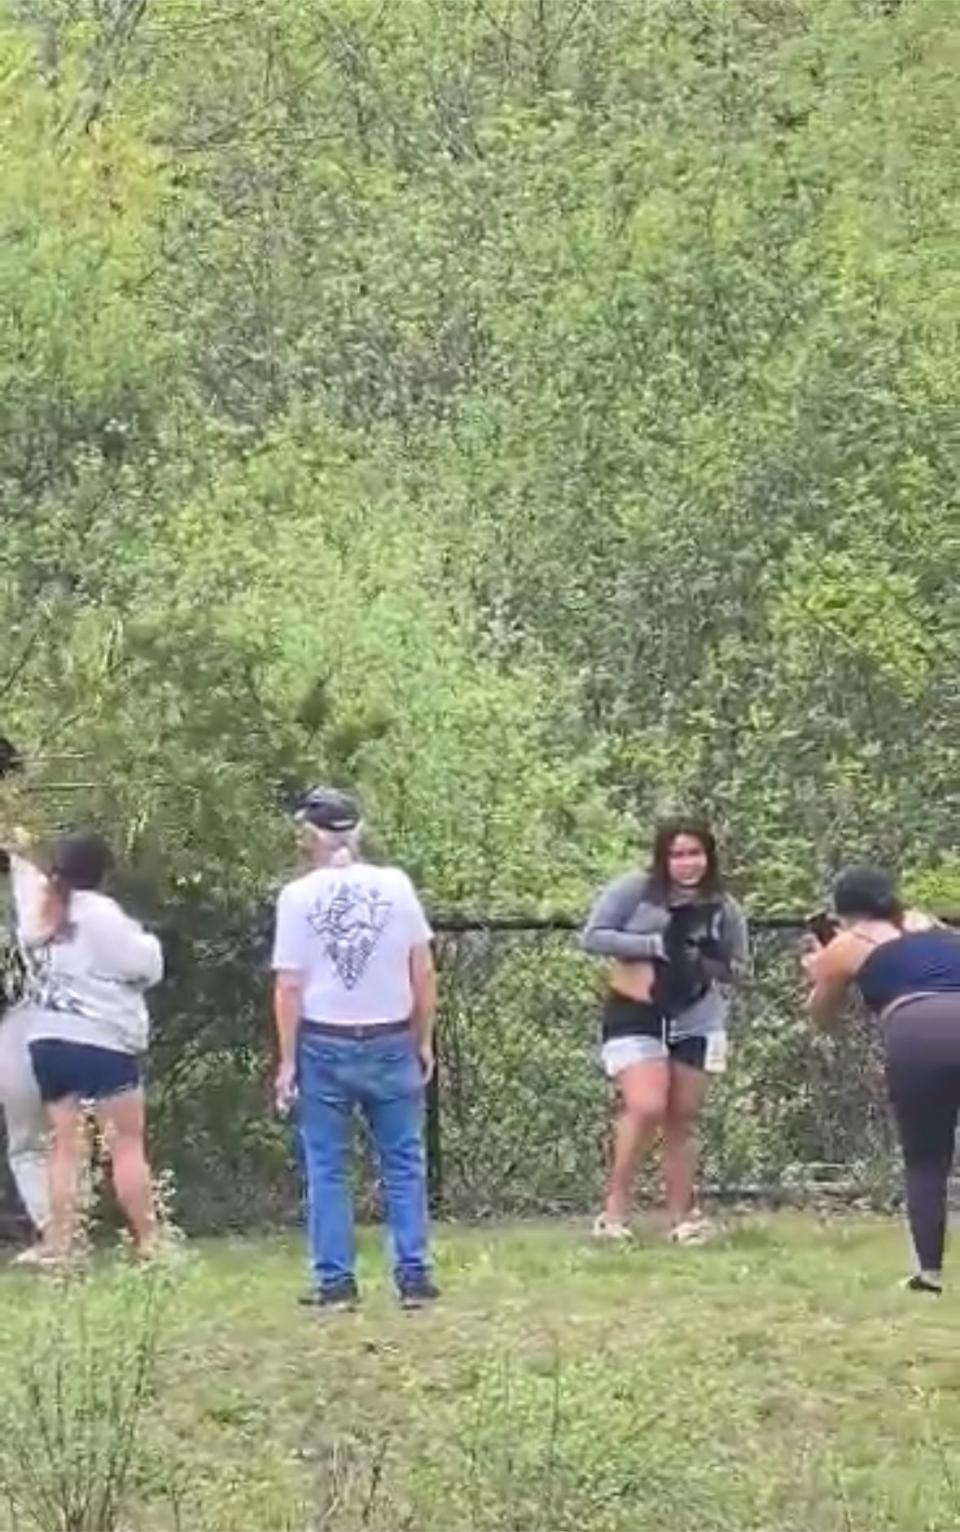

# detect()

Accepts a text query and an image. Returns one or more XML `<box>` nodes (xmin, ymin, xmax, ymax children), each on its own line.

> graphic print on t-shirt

<box><xmin>306</xmin><ymin>880</ymin><xmax>394</xmax><ymax>990</ymax></box>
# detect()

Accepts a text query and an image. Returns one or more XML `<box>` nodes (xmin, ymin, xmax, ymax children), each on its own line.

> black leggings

<box><xmin>884</xmin><ymin>994</ymin><xmax>960</xmax><ymax>1274</ymax></box>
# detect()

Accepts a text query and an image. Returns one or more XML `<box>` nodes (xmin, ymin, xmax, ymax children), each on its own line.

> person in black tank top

<box><xmin>856</xmin><ymin>930</ymin><xmax>960</xmax><ymax>1012</ymax></box>
<box><xmin>803</xmin><ymin>865</ymin><xmax>960</xmax><ymax>1294</ymax></box>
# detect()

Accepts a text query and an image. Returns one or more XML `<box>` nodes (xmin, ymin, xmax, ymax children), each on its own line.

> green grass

<box><xmin>2</xmin><ymin>1214</ymin><xmax>960</xmax><ymax>1530</ymax></box>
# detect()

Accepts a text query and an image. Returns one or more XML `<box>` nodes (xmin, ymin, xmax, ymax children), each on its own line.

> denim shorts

<box><xmin>600</xmin><ymin>1029</ymin><xmax>728</xmax><ymax>1078</ymax></box>
<box><xmin>29</xmin><ymin>1039</ymin><xmax>141</xmax><ymax>1104</ymax></box>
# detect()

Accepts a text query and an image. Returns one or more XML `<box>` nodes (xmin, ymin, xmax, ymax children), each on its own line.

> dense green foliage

<box><xmin>1</xmin><ymin>0</ymin><xmax>957</xmax><ymax>1223</ymax></box>
<box><xmin>3</xmin><ymin>0</ymin><xmax>957</xmax><ymax>911</ymax></box>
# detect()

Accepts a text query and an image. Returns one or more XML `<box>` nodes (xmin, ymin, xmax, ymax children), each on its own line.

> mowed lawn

<box><xmin>2</xmin><ymin>1214</ymin><xmax>959</xmax><ymax>1531</ymax></box>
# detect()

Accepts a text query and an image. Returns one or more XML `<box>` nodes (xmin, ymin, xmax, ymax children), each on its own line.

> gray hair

<box><xmin>303</xmin><ymin>821</ymin><xmax>363</xmax><ymax>868</ymax></box>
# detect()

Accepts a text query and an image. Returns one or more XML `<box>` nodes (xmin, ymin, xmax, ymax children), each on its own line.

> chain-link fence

<box><xmin>0</xmin><ymin>915</ymin><xmax>927</xmax><ymax>1236</ymax></box>
<box><xmin>427</xmin><ymin>919</ymin><xmax>908</xmax><ymax>1219</ymax></box>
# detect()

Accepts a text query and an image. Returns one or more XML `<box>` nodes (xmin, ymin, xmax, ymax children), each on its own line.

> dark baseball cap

<box><xmin>293</xmin><ymin>786</ymin><xmax>361</xmax><ymax>833</ymax></box>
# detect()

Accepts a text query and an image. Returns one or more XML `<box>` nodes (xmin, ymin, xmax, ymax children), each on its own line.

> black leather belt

<box><xmin>300</xmin><ymin>1018</ymin><xmax>410</xmax><ymax>1042</ymax></box>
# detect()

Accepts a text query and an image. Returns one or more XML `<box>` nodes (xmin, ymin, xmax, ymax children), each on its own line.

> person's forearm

<box><xmin>8</xmin><ymin>851</ymin><xmax>53</xmax><ymax>943</ymax></box>
<box><xmin>411</xmin><ymin>1003</ymin><xmax>436</xmax><ymax>1051</ymax></box>
<box><xmin>581</xmin><ymin>928</ymin><xmax>665</xmax><ymax>961</ymax></box>
<box><xmin>581</xmin><ymin>879</ymin><xmax>666</xmax><ymax>962</ymax></box>
<box><xmin>412</xmin><ymin>1013</ymin><xmax>435</xmax><ymax>1057</ymax></box>
<box><xmin>410</xmin><ymin>973</ymin><xmax>437</xmax><ymax>1049</ymax></box>
<box><xmin>273</xmin><ymin>983</ymin><xmax>301</xmax><ymax>1068</ymax></box>
<box><xmin>715</xmin><ymin>904</ymin><xmax>750</xmax><ymax>985</ymax></box>
<box><xmin>808</xmin><ymin>989</ymin><xmax>842</xmax><ymax>1026</ymax></box>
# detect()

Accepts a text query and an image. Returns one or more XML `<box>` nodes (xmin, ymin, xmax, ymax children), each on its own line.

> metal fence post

<box><xmin>425</xmin><ymin>1061</ymin><xmax>443</xmax><ymax>1215</ymax></box>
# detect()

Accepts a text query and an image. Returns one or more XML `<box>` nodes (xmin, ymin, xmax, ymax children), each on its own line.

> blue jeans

<box><xmin>297</xmin><ymin>1027</ymin><xmax>431</xmax><ymax>1290</ymax></box>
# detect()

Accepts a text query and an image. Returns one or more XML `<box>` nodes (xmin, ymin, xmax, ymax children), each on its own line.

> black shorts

<box><xmin>30</xmin><ymin>1039</ymin><xmax>141</xmax><ymax>1104</ymax></box>
<box><xmin>667</xmin><ymin>1034</ymin><xmax>709</xmax><ymax>1070</ymax></box>
<box><xmin>601</xmin><ymin>992</ymin><xmax>664</xmax><ymax>1041</ymax></box>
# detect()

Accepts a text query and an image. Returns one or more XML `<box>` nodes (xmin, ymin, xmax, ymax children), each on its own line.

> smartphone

<box><xmin>807</xmin><ymin>911</ymin><xmax>839</xmax><ymax>947</ymax></box>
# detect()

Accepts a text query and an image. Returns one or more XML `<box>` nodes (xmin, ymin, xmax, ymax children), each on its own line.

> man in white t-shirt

<box><xmin>272</xmin><ymin>787</ymin><xmax>439</xmax><ymax>1310</ymax></box>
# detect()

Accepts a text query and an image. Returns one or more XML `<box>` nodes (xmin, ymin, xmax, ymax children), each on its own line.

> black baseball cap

<box><xmin>294</xmin><ymin>786</ymin><xmax>361</xmax><ymax>833</ymax></box>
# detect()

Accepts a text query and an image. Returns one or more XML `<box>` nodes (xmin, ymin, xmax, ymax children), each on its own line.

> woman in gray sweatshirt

<box><xmin>582</xmin><ymin>817</ymin><xmax>748</xmax><ymax>1244</ymax></box>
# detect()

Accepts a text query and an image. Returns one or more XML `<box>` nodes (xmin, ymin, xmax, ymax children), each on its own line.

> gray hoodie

<box><xmin>12</xmin><ymin>855</ymin><xmax>163</xmax><ymax>1055</ymax></box>
<box><xmin>581</xmin><ymin>871</ymin><xmax>749</xmax><ymax>1034</ymax></box>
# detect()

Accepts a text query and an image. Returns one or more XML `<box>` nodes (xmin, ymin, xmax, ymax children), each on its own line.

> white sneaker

<box><xmin>670</xmin><ymin>1211</ymin><xmax>715</xmax><ymax>1246</ymax></box>
<box><xmin>9</xmin><ymin>1243</ymin><xmax>67</xmax><ymax>1272</ymax></box>
<box><xmin>9</xmin><ymin>1243</ymin><xmax>52</xmax><ymax>1268</ymax></box>
<box><xmin>592</xmin><ymin>1212</ymin><xmax>633</xmax><ymax>1243</ymax></box>
<box><xmin>900</xmin><ymin>1273</ymin><xmax>943</xmax><ymax>1295</ymax></box>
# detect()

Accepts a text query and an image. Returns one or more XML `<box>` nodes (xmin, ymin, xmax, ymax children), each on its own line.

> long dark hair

<box><xmin>41</xmin><ymin>831</ymin><xmax>114</xmax><ymax>940</ymax></box>
<box><xmin>649</xmin><ymin>816</ymin><xmax>723</xmax><ymax>900</ymax></box>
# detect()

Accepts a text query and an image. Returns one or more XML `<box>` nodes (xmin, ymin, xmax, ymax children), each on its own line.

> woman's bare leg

<box><xmin>97</xmin><ymin>1089</ymin><xmax>156</xmax><ymax>1251</ymax></box>
<box><xmin>604</xmin><ymin>1061</ymin><xmax>670</xmax><ymax>1220</ymax></box>
<box><xmin>662</xmin><ymin>1062</ymin><xmax>710</xmax><ymax>1228</ymax></box>
<box><xmin>46</xmin><ymin>1097</ymin><xmax>85</xmax><ymax>1257</ymax></box>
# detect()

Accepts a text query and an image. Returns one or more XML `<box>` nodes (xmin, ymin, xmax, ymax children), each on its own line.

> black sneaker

<box><xmin>397</xmin><ymin>1273</ymin><xmax>440</xmax><ymax>1311</ymax></box>
<box><xmin>902</xmin><ymin>1274</ymin><xmax>943</xmax><ymax>1295</ymax></box>
<box><xmin>299</xmin><ymin>1278</ymin><xmax>359</xmax><ymax>1311</ymax></box>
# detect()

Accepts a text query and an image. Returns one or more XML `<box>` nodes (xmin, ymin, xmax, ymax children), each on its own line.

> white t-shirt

<box><xmin>10</xmin><ymin>855</ymin><xmax>163</xmax><ymax>1054</ymax></box>
<box><xmin>272</xmin><ymin>861</ymin><xmax>432</xmax><ymax>1025</ymax></box>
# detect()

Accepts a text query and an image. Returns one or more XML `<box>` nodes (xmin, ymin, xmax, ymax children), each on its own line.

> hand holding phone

<box><xmin>807</xmin><ymin>912</ymin><xmax>839</xmax><ymax>948</ymax></box>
